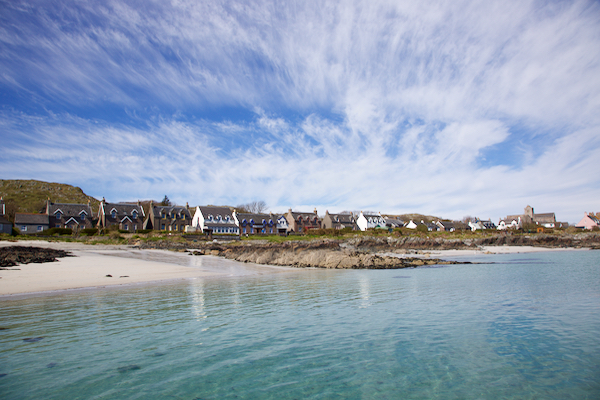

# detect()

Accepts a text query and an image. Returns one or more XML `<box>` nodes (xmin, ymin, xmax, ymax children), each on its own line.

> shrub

<box><xmin>12</xmin><ymin>226</ymin><xmax>21</xmax><ymax>236</ymax></box>
<box><xmin>44</xmin><ymin>228</ymin><xmax>73</xmax><ymax>236</ymax></box>
<box><xmin>136</xmin><ymin>229</ymin><xmax>152</xmax><ymax>234</ymax></box>
<box><xmin>81</xmin><ymin>228</ymin><xmax>98</xmax><ymax>236</ymax></box>
<box><xmin>416</xmin><ymin>224</ymin><xmax>429</xmax><ymax>233</ymax></box>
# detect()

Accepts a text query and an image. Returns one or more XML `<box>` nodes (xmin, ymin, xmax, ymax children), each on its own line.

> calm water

<box><xmin>1</xmin><ymin>251</ymin><xmax>599</xmax><ymax>399</ymax></box>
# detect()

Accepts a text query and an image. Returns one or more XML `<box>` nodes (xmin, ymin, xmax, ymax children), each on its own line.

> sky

<box><xmin>1</xmin><ymin>0</ymin><xmax>599</xmax><ymax>223</ymax></box>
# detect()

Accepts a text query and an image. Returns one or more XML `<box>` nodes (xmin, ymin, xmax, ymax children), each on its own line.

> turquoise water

<box><xmin>1</xmin><ymin>251</ymin><xmax>599</xmax><ymax>399</ymax></box>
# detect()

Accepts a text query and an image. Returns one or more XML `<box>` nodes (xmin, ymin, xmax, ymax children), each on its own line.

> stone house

<box><xmin>0</xmin><ymin>197</ymin><xmax>12</xmax><ymax>234</ymax></box>
<box><xmin>285</xmin><ymin>209</ymin><xmax>321</xmax><ymax>233</ymax></box>
<box><xmin>97</xmin><ymin>198</ymin><xmax>145</xmax><ymax>232</ymax></box>
<box><xmin>143</xmin><ymin>201</ymin><xmax>192</xmax><ymax>232</ymax></box>
<box><xmin>322</xmin><ymin>211</ymin><xmax>358</xmax><ymax>230</ymax></box>
<box><xmin>14</xmin><ymin>213</ymin><xmax>49</xmax><ymax>234</ymax></box>
<box><xmin>46</xmin><ymin>200</ymin><xmax>94</xmax><ymax>231</ymax></box>
<box><xmin>191</xmin><ymin>206</ymin><xmax>239</xmax><ymax>235</ymax></box>
<box><xmin>233</xmin><ymin>211</ymin><xmax>277</xmax><ymax>235</ymax></box>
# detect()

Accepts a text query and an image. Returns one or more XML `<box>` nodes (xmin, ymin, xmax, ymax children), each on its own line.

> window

<box><xmin>37</xmin><ymin>225</ymin><xmax>43</xmax><ymax>231</ymax></box>
<box><xmin>124</xmin><ymin>224</ymin><xmax>128</xmax><ymax>230</ymax></box>
<box><xmin>21</xmin><ymin>225</ymin><xmax>27</xmax><ymax>231</ymax></box>
<box><xmin>80</xmin><ymin>213</ymin><xmax>86</xmax><ymax>221</ymax></box>
<box><xmin>132</xmin><ymin>211</ymin><xmax>138</xmax><ymax>219</ymax></box>
<box><xmin>56</xmin><ymin>224</ymin><xmax>61</xmax><ymax>228</ymax></box>
<box><xmin>111</xmin><ymin>210</ymin><xmax>117</xmax><ymax>219</ymax></box>
<box><xmin>56</xmin><ymin>212</ymin><xmax>62</xmax><ymax>220</ymax></box>
<box><xmin>161</xmin><ymin>224</ymin><xmax>166</xmax><ymax>230</ymax></box>
<box><xmin>134</xmin><ymin>224</ymin><xmax>137</xmax><ymax>231</ymax></box>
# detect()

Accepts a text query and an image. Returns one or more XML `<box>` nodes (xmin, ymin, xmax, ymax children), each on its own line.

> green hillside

<box><xmin>0</xmin><ymin>179</ymin><xmax>100</xmax><ymax>222</ymax></box>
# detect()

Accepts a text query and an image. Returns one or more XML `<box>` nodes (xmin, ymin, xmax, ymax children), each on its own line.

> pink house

<box><xmin>575</xmin><ymin>213</ymin><xmax>600</xmax><ymax>230</ymax></box>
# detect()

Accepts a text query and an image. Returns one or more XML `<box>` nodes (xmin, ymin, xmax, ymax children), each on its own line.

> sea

<box><xmin>1</xmin><ymin>250</ymin><xmax>599</xmax><ymax>399</ymax></box>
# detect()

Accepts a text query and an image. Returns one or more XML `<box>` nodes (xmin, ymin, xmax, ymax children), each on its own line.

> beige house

<box><xmin>143</xmin><ymin>201</ymin><xmax>192</xmax><ymax>232</ymax></box>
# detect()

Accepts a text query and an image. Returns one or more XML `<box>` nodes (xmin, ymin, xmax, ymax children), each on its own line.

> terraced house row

<box><xmin>5</xmin><ymin>196</ymin><xmax>590</xmax><ymax>235</ymax></box>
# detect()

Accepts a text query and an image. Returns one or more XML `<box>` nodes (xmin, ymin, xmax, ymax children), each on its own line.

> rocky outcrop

<box><xmin>190</xmin><ymin>240</ymin><xmax>467</xmax><ymax>269</ymax></box>
<box><xmin>0</xmin><ymin>246</ymin><xmax>73</xmax><ymax>268</ymax></box>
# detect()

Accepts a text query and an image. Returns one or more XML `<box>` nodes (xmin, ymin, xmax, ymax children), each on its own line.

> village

<box><xmin>1</xmin><ymin>195</ymin><xmax>597</xmax><ymax>238</ymax></box>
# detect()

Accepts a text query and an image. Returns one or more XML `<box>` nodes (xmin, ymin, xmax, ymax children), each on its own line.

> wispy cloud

<box><xmin>1</xmin><ymin>0</ymin><xmax>599</xmax><ymax>222</ymax></box>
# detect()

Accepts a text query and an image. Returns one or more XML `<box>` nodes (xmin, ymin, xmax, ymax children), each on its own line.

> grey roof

<box><xmin>237</xmin><ymin>212</ymin><xmax>274</xmax><ymax>224</ymax></box>
<box><xmin>199</xmin><ymin>206</ymin><xmax>234</xmax><ymax>217</ymax></box>
<box><xmin>0</xmin><ymin>215</ymin><xmax>11</xmax><ymax>224</ymax></box>
<box><xmin>153</xmin><ymin>205</ymin><xmax>191</xmax><ymax>218</ymax></box>
<box><xmin>290</xmin><ymin>211</ymin><xmax>319</xmax><ymax>220</ymax></box>
<box><xmin>331</xmin><ymin>214</ymin><xmax>356</xmax><ymax>224</ymax></box>
<box><xmin>15</xmin><ymin>213</ymin><xmax>49</xmax><ymax>225</ymax></box>
<box><xmin>48</xmin><ymin>202</ymin><xmax>93</xmax><ymax>218</ymax></box>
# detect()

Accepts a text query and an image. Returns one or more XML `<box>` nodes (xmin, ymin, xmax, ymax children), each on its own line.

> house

<box><xmin>384</xmin><ymin>217</ymin><xmax>404</xmax><ymax>229</ymax></box>
<box><xmin>143</xmin><ymin>201</ymin><xmax>192</xmax><ymax>232</ymax></box>
<box><xmin>0</xmin><ymin>197</ymin><xmax>12</xmax><ymax>234</ymax></box>
<box><xmin>46</xmin><ymin>200</ymin><xmax>94</xmax><ymax>231</ymax></box>
<box><xmin>405</xmin><ymin>220</ymin><xmax>418</xmax><ymax>229</ymax></box>
<box><xmin>575</xmin><ymin>213</ymin><xmax>600</xmax><ymax>230</ymax></box>
<box><xmin>356</xmin><ymin>211</ymin><xmax>385</xmax><ymax>231</ymax></box>
<box><xmin>322</xmin><ymin>211</ymin><xmax>359</xmax><ymax>230</ymax></box>
<box><xmin>435</xmin><ymin>220</ymin><xmax>456</xmax><ymax>232</ymax></box>
<box><xmin>234</xmin><ymin>212</ymin><xmax>277</xmax><ymax>235</ymax></box>
<box><xmin>97</xmin><ymin>198</ymin><xmax>145</xmax><ymax>232</ymax></box>
<box><xmin>192</xmin><ymin>206</ymin><xmax>239</xmax><ymax>235</ymax></box>
<box><xmin>468</xmin><ymin>218</ymin><xmax>497</xmax><ymax>231</ymax></box>
<box><xmin>14</xmin><ymin>213</ymin><xmax>49</xmax><ymax>234</ymax></box>
<box><xmin>276</xmin><ymin>215</ymin><xmax>289</xmax><ymax>235</ymax></box>
<box><xmin>285</xmin><ymin>209</ymin><xmax>321</xmax><ymax>233</ymax></box>
<box><xmin>497</xmin><ymin>216</ymin><xmax>521</xmax><ymax>230</ymax></box>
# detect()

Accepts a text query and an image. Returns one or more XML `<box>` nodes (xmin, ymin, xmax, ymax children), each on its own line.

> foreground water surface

<box><xmin>1</xmin><ymin>250</ymin><xmax>599</xmax><ymax>399</ymax></box>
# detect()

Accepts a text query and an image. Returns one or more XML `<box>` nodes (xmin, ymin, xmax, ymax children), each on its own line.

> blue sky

<box><xmin>1</xmin><ymin>0</ymin><xmax>599</xmax><ymax>223</ymax></box>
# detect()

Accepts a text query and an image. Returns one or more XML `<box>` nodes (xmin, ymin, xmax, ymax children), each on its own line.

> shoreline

<box><xmin>0</xmin><ymin>240</ymin><xmax>593</xmax><ymax>297</ymax></box>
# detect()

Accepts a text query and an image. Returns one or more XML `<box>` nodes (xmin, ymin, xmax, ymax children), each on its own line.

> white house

<box><xmin>356</xmin><ymin>211</ymin><xmax>385</xmax><ymax>231</ymax></box>
<box><xmin>276</xmin><ymin>215</ymin><xmax>289</xmax><ymax>235</ymax></box>
<box><xmin>497</xmin><ymin>216</ymin><xmax>521</xmax><ymax>230</ymax></box>
<box><xmin>405</xmin><ymin>220</ymin><xmax>418</xmax><ymax>229</ymax></box>
<box><xmin>192</xmin><ymin>206</ymin><xmax>239</xmax><ymax>235</ymax></box>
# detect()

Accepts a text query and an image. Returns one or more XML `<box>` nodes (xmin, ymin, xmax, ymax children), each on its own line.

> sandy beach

<box><xmin>0</xmin><ymin>240</ymin><xmax>587</xmax><ymax>296</ymax></box>
<box><xmin>0</xmin><ymin>241</ymin><xmax>292</xmax><ymax>296</ymax></box>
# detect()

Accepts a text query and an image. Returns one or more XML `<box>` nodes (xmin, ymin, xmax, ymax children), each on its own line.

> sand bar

<box><xmin>0</xmin><ymin>241</ymin><xmax>292</xmax><ymax>296</ymax></box>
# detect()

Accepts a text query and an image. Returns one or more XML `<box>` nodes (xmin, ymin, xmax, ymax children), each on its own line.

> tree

<box><xmin>160</xmin><ymin>195</ymin><xmax>171</xmax><ymax>206</ymax></box>
<box><xmin>236</xmin><ymin>200</ymin><xmax>268</xmax><ymax>214</ymax></box>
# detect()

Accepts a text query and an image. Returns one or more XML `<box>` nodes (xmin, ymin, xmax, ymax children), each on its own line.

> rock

<box><xmin>0</xmin><ymin>246</ymin><xmax>73</xmax><ymax>268</ymax></box>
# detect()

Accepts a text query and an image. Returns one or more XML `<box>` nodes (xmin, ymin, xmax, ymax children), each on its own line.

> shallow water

<box><xmin>1</xmin><ymin>251</ymin><xmax>599</xmax><ymax>399</ymax></box>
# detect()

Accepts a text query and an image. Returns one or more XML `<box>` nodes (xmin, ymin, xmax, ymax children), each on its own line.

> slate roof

<box><xmin>48</xmin><ymin>202</ymin><xmax>93</xmax><ymax>218</ymax></box>
<box><xmin>199</xmin><ymin>206</ymin><xmax>238</xmax><ymax>228</ymax></box>
<box><xmin>153</xmin><ymin>205</ymin><xmax>191</xmax><ymax>219</ymax></box>
<box><xmin>0</xmin><ymin>215</ymin><xmax>11</xmax><ymax>225</ymax></box>
<box><xmin>236</xmin><ymin>212</ymin><xmax>275</xmax><ymax>226</ymax></box>
<box><xmin>15</xmin><ymin>213</ymin><xmax>49</xmax><ymax>225</ymax></box>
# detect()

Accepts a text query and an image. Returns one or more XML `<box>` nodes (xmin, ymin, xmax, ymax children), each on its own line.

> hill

<box><xmin>0</xmin><ymin>179</ymin><xmax>100</xmax><ymax>222</ymax></box>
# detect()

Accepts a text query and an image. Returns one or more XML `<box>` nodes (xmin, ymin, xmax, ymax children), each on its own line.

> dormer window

<box><xmin>132</xmin><ymin>210</ymin><xmax>138</xmax><ymax>219</ymax></box>
<box><xmin>79</xmin><ymin>211</ymin><xmax>86</xmax><ymax>221</ymax></box>
<box><xmin>208</xmin><ymin>214</ymin><xmax>213</xmax><ymax>221</ymax></box>
<box><xmin>55</xmin><ymin>211</ymin><xmax>62</xmax><ymax>220</ymax></box>
<box><xmin>111</xmin><ymin>210</ymin><xmax>117</xmax><ymax>219</ymax></box>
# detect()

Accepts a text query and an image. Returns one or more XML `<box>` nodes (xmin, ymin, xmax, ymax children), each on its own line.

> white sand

<box><xmin>0</xmin><ymin>241</ymin><xmax>291</xmax><ymax>296</ymax></box>
<box><xmin>1</xmin><ymin>240</ymin><xmax>586</xmax><ymax>296</ymax></box>
<box><xmin>391</xmin><ymin>245</ymin><xmax>585</xmax><ymax>258</ymax></box>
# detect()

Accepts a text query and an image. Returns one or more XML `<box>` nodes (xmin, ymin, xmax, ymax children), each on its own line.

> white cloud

<box><xmin>1</xmin><ymin>0</ymin><xmax>599</xmax><ymax>223</ymax></box>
